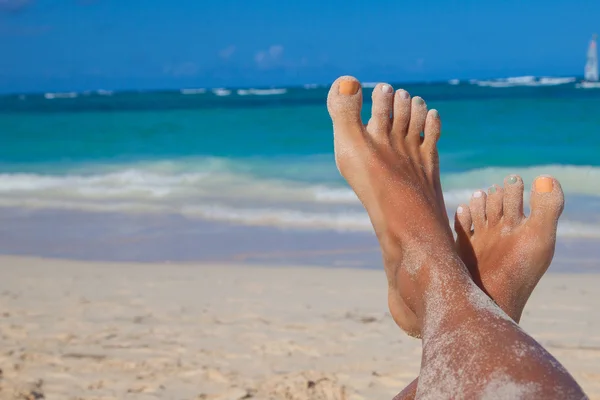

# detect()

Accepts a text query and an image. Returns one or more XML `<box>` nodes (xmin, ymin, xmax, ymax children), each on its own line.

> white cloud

<box><xmin>254</xmin><ymin>45</ymin><xmax>285</xmax><ymax>68</ymax></box>
<box><xmin>219</xmin><ymin>45</ymin><xmax>236</xmax><ymax>60</ymax></box>
<box><xmin>254</xmin><ymin>51</ymin><xmax>266</xmax><ymax>64</ymax></box>
<box><xmin>268</xmin><ymin>45</ymin><xmax>284</xmax><ymax>59</ymax></box>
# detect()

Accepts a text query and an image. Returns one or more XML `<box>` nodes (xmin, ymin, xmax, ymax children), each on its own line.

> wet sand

<box><xmin>0</xmin><ymin>256</ymin><xmax>599</xmax><ymax>399</ymax></box>
<box><xmin>1</xmin><ymin>207</ymin><xmax>599</xmax><ymax>273</ymax></box>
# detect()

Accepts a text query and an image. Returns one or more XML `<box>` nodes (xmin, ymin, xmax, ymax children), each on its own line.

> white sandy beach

<box><xmin>0</xmin><ymin>256</ymin><xmax>599</xmax><ymax>399</ymax></box>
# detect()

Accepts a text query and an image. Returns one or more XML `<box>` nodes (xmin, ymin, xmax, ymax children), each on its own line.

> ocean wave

<box><xmin>212</xmin><ymin>88</ymin><xmax>231</xmax><ymax>96</ymax></box>
<box><xmin>237</xmin><ymin>88</ymin><xmax>287</xmax><ymax>96</ymax></box>
<box><xmin>1</xmin><ymin>163</ymin><xmax>597</xmax><ymax>203</ymax></box>
<box><xmin>471</xmin><ymin>76</ymin><xmax>576</xmax><ymax>88</ymax></box>
<box><xmin>538</xmin><ymin>77</ymin><xmax>576</xmax><ymax>86</ymax></box>
<box><xmin>96</xmin><ymin>89</ymin><xmax>114</xmax><ymax>96</ymax></box>
<box><xmin>0</xmin><ymin>160</ymin><xmax>598</xmax><ymax>234</ymax></box>
<box><xmin>442</xmin><ymin>165</ymin><xmax>600</xmax><ymax>198</ymax></box>
<box><xmin>0</xmin><ymin>192</ymin><xmax>596</xmax><ymax>238</ymax></box>
<box><xmin>180</xmin><ymin>88</ymin><xmax>206</xmax><ymax>95</ymax></box>
<box><xmin>44</xmin><ymin>92</ymin><xmax>78</xmax><ymax>99</ymax></box>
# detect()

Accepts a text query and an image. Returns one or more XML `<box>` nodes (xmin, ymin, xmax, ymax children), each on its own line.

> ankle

<box><xmin>407</xmin><ymin>254</ymin><xmax>471</xmax><ymax>320</ymax></box>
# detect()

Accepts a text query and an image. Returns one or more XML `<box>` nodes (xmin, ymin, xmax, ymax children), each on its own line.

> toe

<box><xmin>327</xmin><ymin>76</ymin><xmax>364</xmax><ymax>137</ymax></box>
<box><xmin>527</xmin><ymin>175</ymin><xmax>564</xmax><ymax>229</ymax></box>
<box><xmin>485</xmin><ymin>184</ymin><xmax>504</xmax><ymax>226</ymax></box>
<box><xmin>454</xmin><ymin>204</ymin><xmax>473</xmax><ymax>241</ymax></box>
<box><xmin>502</xmin><ymin>174</ymin><xmax>525</xmax><ymax>226</ymax></box>
<box><xmin>390</xmin><ymin>89</ymin><xmax>411</xmax><ymax>145</ymax></box>
<box><xmin>419</xmin><ymin>108</ymin><xmax>445</xmax><ymax>216</ymax></box>
<box><xmin>420</xmin><ymin>109</ymin><xmax>441</xmax><ymax>177</ymax></box>
<box><xmin>367</xmin><ymin>83</ymin><xmax>394</xmax><ymax>143</ymax></box>
<box><xmin>406</xmin><ymin>96</ymin><xmax>428</xmax><ymax>146</ymax></box>
<box><xmin>469</xmin><ymin>190</ymin><xmax>487</xmax><ymax>231</ymax></box>
<box><xmin>422</xmin><ymin>109</ymin><xmax>441</xmax><ymax>148</ymax></box>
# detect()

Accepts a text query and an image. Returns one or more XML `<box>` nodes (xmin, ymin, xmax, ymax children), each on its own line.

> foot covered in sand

<box><xmin>327</xmin><ymin>76</ymin><xmax>452</xmax><ymax>335</ymax></box>
<box><xmin>394</xmin><ymin>175</ymin><xmax>565</xmax><ymax>399</ymax></box>
<box><xmin>328</xmin><ymin>76</ymin><xmax>565</xmax><ymax>337</ymax></box>
<box><xmin>455</xmin><ymin>175</ymin><xmax>564</xmax><ymax>323</ymax></box>
<box><xmin>328</xmin><ymin>76</ymin><xmax>584</xmax><ymax>399</ymax></box>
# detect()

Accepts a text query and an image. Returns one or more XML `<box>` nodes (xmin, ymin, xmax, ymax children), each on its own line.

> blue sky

<box><xmin>0</xmin><ymin>0</ymin><xmax>598</xmax><ymax>92</ymax></box>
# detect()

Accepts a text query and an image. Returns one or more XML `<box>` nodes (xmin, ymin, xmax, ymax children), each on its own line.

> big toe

<box><xmin>327</xmin><ymin>76</ymin><xmax>363</xmax><ymax>130</ymax></box>
<box><xmin>528</xmin><ymin>175</ymin><xmax>564</xmax><ymax>229</ymax></box>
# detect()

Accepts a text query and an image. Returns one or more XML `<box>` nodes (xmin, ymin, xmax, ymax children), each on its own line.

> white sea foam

<box><xmin>576</xmin><ymin>81</ymin><xmax>600</xmax><ymax>89</ymax></box>
<box><xmin>472</xmin><ymin>76</ymin><xmax>576</xmax><ymax>88</ymax></box>
<box><xmin>44</xmin><ymin>92</ymin><xmax>78</xmax><ymax>99</ymax></box>
<box><xmin>212</xmin><ymin>88</ymin><xmax>231</xmax><ymax>96</ymax></box>
<box><xmin>0</xmin><ymin>161</ymin><xmax>598</xmax><ymax>235</ymax></box>
<box><xmin>180</xmin><ymin>88</ymin><xmax>206</xmax><ymax>95</ymax></box>
<box><xmin>443</xmin><ymin>165</ymin><xmax>600</xmax><ymax>198</ymax></box>
<box><xmin>237</xmin><ymin>88</ymin><xmax>286</xmax><ymax>96</ymax></box>
<box><xmin>538</xmin><ymin>77</ymin><xmax>576</xmax><ymax>85</ymax></box>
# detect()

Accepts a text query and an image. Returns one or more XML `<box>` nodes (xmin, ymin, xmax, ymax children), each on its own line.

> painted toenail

<box><xmin>534</xmin><ymin>176</ymin><xmax>553</xmax><ymax>193</ymax></box>
<box><xmin>414</xmin><ymin>97</ymin><xmax>425</xmax><ymax>105</ymax></box>
<box><xmin>398</xmin><ymin>90</ymin><xmax>410</xmax><ymax>99</ymax></box>
<box><xmin>473</xmin><ymin>191</ymin><xmax>483</xmax><ymax>198</ymax></box>
<box><xmin>507</xmin><ymin>176</ymin><xmax>518</xmax><ymax>185</ymax></box>
<box><xmin>457</xmin><ymin>206</ymin><xmax>464</xmax><ymax>214</ymax></box>
<box><xmin>339</xmin><ymin>80</ymin><xmax>359</xmax><ymax>95</ymax></box>
<box><xmin>488</xmin><ymin>186</ymin><xmax>497</xmax><ymax>194</ymax></box>
<box><xmin>381</xmin><ymin>84</ymin><xmax>393</xmax><ymax>93</ymax></box>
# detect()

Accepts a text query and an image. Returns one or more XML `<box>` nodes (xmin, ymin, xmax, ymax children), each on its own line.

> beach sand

<box><xmin>0</xmin><ymin>256</ymin><xmax>599</xmax><ymax>399</ymax></box>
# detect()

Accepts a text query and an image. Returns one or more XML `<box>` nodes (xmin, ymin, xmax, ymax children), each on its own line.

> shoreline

<box><xmin>1</xmin><ymin>207</ymin><xmax>599</xmax><ymax>272</ymax></box>
<box><xmin>0</xmin><ymin>256</ymin><xmax>599</xmax><ymax>399</ymax></box>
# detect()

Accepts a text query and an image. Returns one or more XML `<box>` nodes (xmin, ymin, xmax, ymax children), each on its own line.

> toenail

<box><xmin>473</xmin><ymin>191</ymin><xmax>483</xmax><ymax>198</ymax></box>
<box><xmin>534</xmin><ymin>176</ymin><xmax>553</xmax><ymax>193</ymax></box>
<box><xmin>488</xmin><ymin>186</ymin><xmax>497</xmax><ymax>194</ymax></box>
<box><xmin>414</xmin><ymin>97</ymin><xmax>425</xmax><ymax>105</ymax></box>
<box><xmin>339</xmin><ymin>80</ymin><xmax>359</xmax><ymax>95</ymax></box>
<box><xmin>457</xmin><ymin>206</ymin><xmax>464</xmax><ymax>214</ymax></box>
<box><xmin>507</xmin><ymin>176</ymin><xmax>518</xmax><ymax>185</ymax></box>
<box><xmin>398</xmin><ymin>90</ymin><xmax>410</xmax><ymax>99</ymax></box>
<box><xmin>430</xmin><ymin>109</ymin><xmax>439</xmax><ymax>118</ymax></box>
<box><xmin>381</xmin><ymin>84</ymin><xmax>393</xmax><ymax>93</ymax></box>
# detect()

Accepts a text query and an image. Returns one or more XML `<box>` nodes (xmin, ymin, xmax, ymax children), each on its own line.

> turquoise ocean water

<box><xmin>1</xmin><ymin>77</ymin><xmax>600</xmax><ymax>243</ymax></box>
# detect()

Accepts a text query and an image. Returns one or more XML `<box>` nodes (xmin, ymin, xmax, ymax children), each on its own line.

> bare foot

<box><xmin>328</xmin><ymin>76</ymin><xmax>566</xmax><ymax>342</ymax></box>
<box><xmin>328</xmin><ymin>76</ymin><xmax>584</xmax><ymax>398</ymax></box>
<box><xmin>394</xmin><ymin>176</ymin><xmax>565</xmax><ymax>400</ymax></box>
<box><xmin>327</xmin><ymin>76</ymin><xmax>453</xmax><ymax>334</ymax></box>
<box><xmin>455</xmin><ymin>174</ymin><xmax>564</xmax><ymax>323</ymax></box>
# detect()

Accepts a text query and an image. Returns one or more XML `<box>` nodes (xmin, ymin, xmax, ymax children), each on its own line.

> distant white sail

<box><xmin>584</xmin><ymin>34</ymin><xmax>599</xmax><ymax>82</ymax></box>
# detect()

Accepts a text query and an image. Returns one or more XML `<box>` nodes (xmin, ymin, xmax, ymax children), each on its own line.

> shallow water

<box><xmin>1</xmin><ymin>79</ymin><xmax>600</xmax><ymax>262</ymax></box>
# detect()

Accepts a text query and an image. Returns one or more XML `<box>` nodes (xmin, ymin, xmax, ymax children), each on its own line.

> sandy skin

<box><xmin>389</xmin><ymin>174</ymin><xmax>565</xmax><ymax>338</ymax></box>
<box><xmin>327</xmin><ymin>76</ymin><xmax>586</xmax><ymax>399</ymax></box>
<box><xmin>396</xmin><ymin>175</ymin><xmax>565</xmax><ymax>399</ymax></box>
